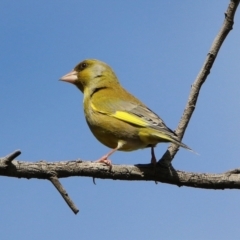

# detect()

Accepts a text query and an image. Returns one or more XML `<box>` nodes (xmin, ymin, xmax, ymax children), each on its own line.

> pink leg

<box><xmin>95</xmin><ymin>148</ymin><xmax>118</xmax><ymax>166</ymax></box>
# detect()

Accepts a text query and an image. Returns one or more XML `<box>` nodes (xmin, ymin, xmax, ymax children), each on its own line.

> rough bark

<box><xmin>1</xmin><ymin>156</ymin><xmax>240</xmax><ymax>190</ymax></box>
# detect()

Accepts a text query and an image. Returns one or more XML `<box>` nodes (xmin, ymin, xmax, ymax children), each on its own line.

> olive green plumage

<box><xmin>60</xmin><ymin>59</ymin><xmax>192</xmax><ymax>165</ymax></box>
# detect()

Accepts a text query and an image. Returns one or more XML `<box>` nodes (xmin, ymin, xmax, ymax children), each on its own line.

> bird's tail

<box><xmin>152</xmin><ymin>131</ymin><xmax>196</xmax><ymax>154</ymax></box>
<box><xmin>169</xmin><ymin>136</ymin><xmax>198</xmax><ymax>154</ymax></box>
<box><xmin>171</xmin><ymin>137</ymin><xmax>195</xmax><ymax>152</ymax></box>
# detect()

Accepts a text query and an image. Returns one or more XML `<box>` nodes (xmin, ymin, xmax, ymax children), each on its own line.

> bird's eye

<box><xmin>81</xmin><ymin>62</ymin><xmax>87</xmax><ymax>69</ymax></box>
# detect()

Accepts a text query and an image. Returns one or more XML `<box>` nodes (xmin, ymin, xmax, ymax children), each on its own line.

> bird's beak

<box><xmin>60</xmin><ymin>70</ymin><xmax>78</xmax><ymax>84</ymax></box>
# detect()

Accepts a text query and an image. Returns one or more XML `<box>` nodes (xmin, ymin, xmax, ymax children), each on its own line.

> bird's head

<box><xmin>60</xmin><ymin>59</ymin><xmax>119</xmax><ymax>93</ymax></box>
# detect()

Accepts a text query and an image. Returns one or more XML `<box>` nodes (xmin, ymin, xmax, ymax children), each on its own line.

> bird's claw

<box><xmin>95</xmin><ymin>156</ymin><xmax>112</xmax><ymax>167</ymax></box>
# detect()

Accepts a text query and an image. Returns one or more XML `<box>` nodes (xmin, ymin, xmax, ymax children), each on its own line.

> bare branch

<box><xmin>0</xmin><ymin>151</ymin><xmax>79</xmax><ymax>214</ymax></box>
<box><xmin>49</xmin><ymin>176</ymin><xmax>79</xmax><ymax>214</ymax></box>
<box><xmin>1</xmin><ymin>157</ymin><xmax>240</xmax><ymax>190</ymax></box>
<box><xmin>160</xmin><ymin>0</ymin><xmax>240</xmax><ymax>165</ymax></box>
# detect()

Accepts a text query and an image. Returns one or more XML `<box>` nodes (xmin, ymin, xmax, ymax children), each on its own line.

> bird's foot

<box><xmin>95</xmin><ymin>155</ymin><xmax>112</xmax><ymax>166</ymax></box>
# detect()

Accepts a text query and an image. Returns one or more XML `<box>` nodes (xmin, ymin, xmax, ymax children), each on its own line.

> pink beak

<box><xmin>60</xmin><ymin>70</ymin><xmax>78</xmax><ymax>84</ymax></box>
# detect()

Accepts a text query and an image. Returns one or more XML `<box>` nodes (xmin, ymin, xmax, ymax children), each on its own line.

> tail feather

<box><xmin>169</xmin><ymin>135</ymin><xmax>197</xmax><ymax>154</ymax></box>
<box><xmin>152</xmin><ymin>131</ymin><xmax>197</xmax><ymax>154</ymax></box>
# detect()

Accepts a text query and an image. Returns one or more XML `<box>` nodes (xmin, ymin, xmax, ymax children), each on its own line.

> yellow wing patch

<box><xmin>91</xmin><ymin>102</ymin><xmax>148</xmax><ymax>127</ymax></box>
<box><xmin>111</xmin><ymin>111</ymin><xmax>148</xmax><ymax>127</ymax></box>
<box><xmin>90</xmin><ymin>102</ymin><xmax>98</xmax><ymax>111</ymax></box>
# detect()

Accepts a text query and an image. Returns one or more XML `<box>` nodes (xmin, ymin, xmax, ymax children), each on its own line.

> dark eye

<box><xmin>81</xmin><ymin>62</ymin><xmax>87</xmax><ymax>69</ymax></box>
<box><xmin>75</xmin><ymin>61</ymin><xmax>88</xmax><ymax>71</ymax></box>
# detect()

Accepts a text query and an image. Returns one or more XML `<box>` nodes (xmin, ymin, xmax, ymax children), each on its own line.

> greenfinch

<box><xmin>60</xmin><ymin>59</ymin><xmax>192</xmax><ymax>165</ymax></box>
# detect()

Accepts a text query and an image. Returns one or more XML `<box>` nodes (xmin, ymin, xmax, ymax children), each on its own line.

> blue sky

<box><xmin>1</xmin><ymin>1</ymin><xmax>240</xmax><ymax>239</ymax></box>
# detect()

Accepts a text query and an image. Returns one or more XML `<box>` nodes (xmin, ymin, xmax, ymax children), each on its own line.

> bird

<box><xmin>60</xmin><ymin>59</ymin><xmax>192</xmax><ymax>166</ymax></box>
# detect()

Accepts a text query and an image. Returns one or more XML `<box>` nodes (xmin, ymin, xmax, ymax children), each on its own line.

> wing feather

<box><xmin>91</xmin><ymin>92</ymin><xmax>176</xmax><ymax>137</ymax></box>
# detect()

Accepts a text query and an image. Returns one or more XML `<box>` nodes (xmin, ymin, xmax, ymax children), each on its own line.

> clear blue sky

<box><xmin>1</xmin><ymin>1</ymin><xmax>240</xmax><ymax>239</ymax></box>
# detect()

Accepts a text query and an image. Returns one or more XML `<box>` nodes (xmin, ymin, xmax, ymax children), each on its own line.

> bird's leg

<box><xmin>95</xmin><ymin>141</ymin><xmax>124</xmax><ymax>167</ymax></box>
<box><xmin>95</xmin><ymin>148</ymin><xmax>118</xmax><ymax>166</ymax></box>
<box><xmin>151</xmin><ymin>146</ymin><xmax>157</xmax><ymax>165</ymax></box>
<box><xmin>151</xmin><ymin>146</ymin><xmax>159</xmax><ymax>184</ymax></box>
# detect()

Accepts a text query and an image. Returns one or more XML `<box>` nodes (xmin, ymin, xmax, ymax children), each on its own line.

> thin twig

<box><xmin>49</xmin><ymin>175</ymin><xmax>79</xmax><ymax>214</ymax></box>
<box><xmin>2</xmin><ymin>149</ymin><xmax>21</xmax><ymax>167</ymax></box>
<box><xmin>159</xmin><ymin>0</ymin><xmax>240</xmax><ymax>165</ymax></box>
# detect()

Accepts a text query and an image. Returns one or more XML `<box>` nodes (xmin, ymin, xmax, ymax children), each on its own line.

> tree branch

<box><xmin>0</xmin><ymin>151</ymin><xmax>79</xmax><ymax>214</ymax></box>
<box><xmin>1</xmin><ymin>156</ymin><xmax>240</xmax><ymax>190</ymax></box>
<box><xmin>159</xmin><ymin>0</ymin><xmax>240</xmax><ymax>165</ymax></box>
<box><xmin>49</xmin><ymin>176</ymin><xmax>79</xmax><ymax>214</ymax></box>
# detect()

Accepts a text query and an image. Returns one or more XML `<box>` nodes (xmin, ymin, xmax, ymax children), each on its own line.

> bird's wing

<box><xmin>91</xmin><ymin>90</ymin><xmax>193</xmax><ymax>152</ymax></box>
<box><xmin>115</xmin><ymin>103</ymin><xmax>177</xmax><ymax>136</ymax></box>
<box><xmin>91</xmin><ymin>94</ymin><xmax>177</xmax><ymax>137</ymax></box>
